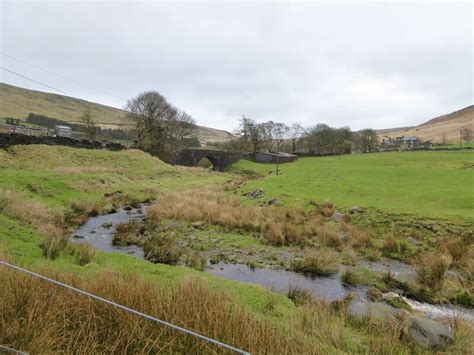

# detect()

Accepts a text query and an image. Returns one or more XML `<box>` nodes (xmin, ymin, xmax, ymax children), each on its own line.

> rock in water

<box><xmin>403</xmin><ymin>315</ymin><xmax>453</xmax><ymax>348</ymax></box>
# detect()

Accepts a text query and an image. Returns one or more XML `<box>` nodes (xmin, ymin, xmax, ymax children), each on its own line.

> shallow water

<box><xmin>71</xmin><ymin>207</ymin><xmax>473</xmax><ymax>322</ymax></box>
<box><xmin>207</xmin><ymin>262</ymin><xmax>366</xmax><ymax>302</ymax></box>
<box><xmin>71</xmin><ymin>206</ymin><xmax>146</xmax><ymax>259</ymax></box>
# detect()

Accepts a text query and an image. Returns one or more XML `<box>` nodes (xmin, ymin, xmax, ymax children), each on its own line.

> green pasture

<box><xmin>229</xmin><ymin>150</ymin><xmax>474</xmax><ymax>222</ymax></box>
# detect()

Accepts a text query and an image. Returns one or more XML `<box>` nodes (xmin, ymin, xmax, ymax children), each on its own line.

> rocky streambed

<box><xmin>71</xmin><ymin>206</ymin><xmax>473</xmax><ymax>347</ymax></box>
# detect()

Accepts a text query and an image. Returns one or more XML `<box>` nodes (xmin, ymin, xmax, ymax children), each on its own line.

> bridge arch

<box><xmin>177</xmin><ymin>149</ymin><xmax>242</xmax><ymax>171</ymax></box>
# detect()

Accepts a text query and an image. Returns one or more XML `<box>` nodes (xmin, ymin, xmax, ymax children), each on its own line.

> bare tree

<box><xmin>235</xmin><ymin>116</ymin><xmax>267</xmax><ymax>153</ymax></box>
<box><xmin>126</xmin><ymin>91</ymin><xmax>196</xmax><ymax>162</ymax></box>
<box><xmin>359</xmin><ymin>129</ymin><xmax>379</xmax><ymax>152</ymax></box>
<box><xmin>271</xmin><ymin>122</ymin><xmax>289</xmax><ymax>152</ymax></box>
<box><xmin>288</xmin><ymin>123</ymin><xmax>304</xmax><ymax>153</ymax></box>
<box><xmin>79</xmin><ymin>108</ymin><xmax>97</xmax><ymax>140</ymax></box>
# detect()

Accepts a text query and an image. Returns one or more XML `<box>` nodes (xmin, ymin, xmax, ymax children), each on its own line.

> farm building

<box><xmin>254</xmin><ymin>151</ymin><xmax>298</xmax><ymax>164</ymax></box>
<box><xmin>54</xmin><ymin>125</ymin><xmax>72</xmax><ymax>138</ymax></box>
<box><xmin>382</xmin><ymin>135</ymin><xmax>420</xmax><ymax>149</ymax></box>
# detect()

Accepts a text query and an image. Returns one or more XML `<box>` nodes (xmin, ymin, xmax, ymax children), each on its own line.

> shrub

<box><xmin>294</xmin><ymin>248</ymin><xmax>340</xmax><ymax>276</ymax></box>
<box><xmin>416</xmin><ymin>253</ymin><xmax>452</xmax><ymax>290</ymax></box>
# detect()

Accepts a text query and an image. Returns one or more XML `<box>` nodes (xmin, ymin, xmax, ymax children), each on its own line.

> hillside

<box><xmin>378</xmin><ymin>105</ymin><xmax>473</xmax><ymax>143</ymax></box>
<box><xmin>0</xmin><ymin>82</ymin><xmax>233</xmax><ymax>144</ymax></box>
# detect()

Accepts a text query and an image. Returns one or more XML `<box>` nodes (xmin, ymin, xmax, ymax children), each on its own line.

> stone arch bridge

<box><xmin>178</xmin><ymin>149</ymin><xmax>242</xmax><ymax>171</ymax></box>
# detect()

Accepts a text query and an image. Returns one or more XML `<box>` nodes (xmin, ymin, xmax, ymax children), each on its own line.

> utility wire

<box><xmin>0</xmin><ymin>260</ymin><xmax>250</xmax><ymax>355</ymax></box>
<box><xmin>0</xmin><ymin>344</ymin><xmax>28</xmax><ymax>355</ymax></box>
<box><xmin>0</xmin><ymin>66</ymin><xmax>70</xmax><ymax>95</ymax></box>
<box><xmin>0</xmin><ymin>53</ymin><xmax>126</xmax><ymax>102</ymax></box>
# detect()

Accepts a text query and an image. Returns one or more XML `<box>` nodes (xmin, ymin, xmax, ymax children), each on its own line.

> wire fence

<box><xmin>0</xmin><ymin>344</ymin><xmax>28</xmax><ymax>355</ymax></box>
<box><xmin>0</xmin><ymin>260</ymin><xmax>250</xmax><ymax>355</ymax></box>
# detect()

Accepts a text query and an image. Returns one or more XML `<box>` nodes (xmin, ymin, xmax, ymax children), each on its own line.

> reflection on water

<box><xmin>207</xmin><ymin>262</ymin><xmax>366</xmax><ymax>302</ymax></box>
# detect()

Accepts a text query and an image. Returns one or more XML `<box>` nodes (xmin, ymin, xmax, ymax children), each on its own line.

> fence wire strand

<box><xmin>0</xmin><ymin>260</ymin><xmax>250</xmax><ymax>355</ymax></box>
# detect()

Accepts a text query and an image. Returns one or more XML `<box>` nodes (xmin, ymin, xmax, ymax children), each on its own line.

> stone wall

<box><xmin>0</xmin><ymin>132</ymin><xmax>126</xmax><ymax>151</ymax></box>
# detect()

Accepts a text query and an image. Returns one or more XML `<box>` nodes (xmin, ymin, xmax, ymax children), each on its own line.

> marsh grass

<box><xmin>148</xmin><ymin>189</ymin><xmax>343</xmax><ymax>247</ymax></box>
<box><xmin>39</xmin><ymin>234</ymin><xmax>68</xmax><ymax>260</ymax></box>
<box><xmin>0</xmin><ymin>267</ymin><xmax>312</xmax><ymax>354</ymax></box>
<box><xmin>294</xmin><ymin>248</ymin><xmax>340</xmax><ymax>276</ymax></box>
<box><xmin>67</xmin><ymin>242</ymin><xmax>96</xmax><ymax>266</ymax></box>
<box><xmin>416</xmin><ymin>253</ymin><xmax>452</xmax><ymax>290</ymax></box>
<box><xmin>143</xmin><ymin>233</ymin><xmax>182</xmax><ymax>265</ymax></box>
<box><xmin>0</xmin><ymin>189</ymin><xmax>64</xmax><ymax>237</ymax></box>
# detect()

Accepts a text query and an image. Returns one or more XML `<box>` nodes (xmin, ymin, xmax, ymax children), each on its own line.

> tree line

<box><xmin>209</xmin><ymin>116</ymin><xmax>379</xmax><ymax>155</ymax></box>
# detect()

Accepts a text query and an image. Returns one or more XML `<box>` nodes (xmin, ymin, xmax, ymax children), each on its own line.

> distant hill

<box><xmin>377</xmin><ymin>105</ymin><xmax>474</xmax><ymax>143</ymax></box>
<box><xmin>0</xmin><ymin>83</ymin><xmax>233</xmax><ymax>144</ymax></box>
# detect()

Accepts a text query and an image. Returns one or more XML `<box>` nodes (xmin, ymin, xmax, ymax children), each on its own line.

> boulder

<box><xmin>331</xmin><ymin>212</ymin><xmax>344</xmax><ymax>222</ymax></box>
<box><xmin>349</xmin><ymin>301</ymin><xmax>403</xmax><ymax>322</ymax></box>
<box><xmin>394</xmin><ymin>271</ymin><xmax>418</xmax><ymax>288</ymax></box>
<box><xmin>348</xmin><ymin>206</ymin><xmax>360</xmax><ymax>214</ymax></box>
<box><xmin>403</xmin><ymin>315</ymin><xmax>453</xmax><ymax>348</ymax></box>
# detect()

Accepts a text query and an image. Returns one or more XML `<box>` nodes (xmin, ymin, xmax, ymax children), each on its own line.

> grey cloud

<box><xmin>1</xmin><ymin>1</ymin><xmax>472</xmax><ymax>131</ymax></box>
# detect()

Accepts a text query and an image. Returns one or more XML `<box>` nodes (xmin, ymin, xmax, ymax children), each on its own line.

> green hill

<box><xmin>0</xmin><ymin>82</ymin><xmax>233</xmax><ymax>144</ymax></box>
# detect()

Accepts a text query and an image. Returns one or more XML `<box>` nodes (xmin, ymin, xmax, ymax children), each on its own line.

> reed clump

<box><xmin>148</xmin><ymin>189</ymin><xmax>344</xmax><ymax>247</ymax></box>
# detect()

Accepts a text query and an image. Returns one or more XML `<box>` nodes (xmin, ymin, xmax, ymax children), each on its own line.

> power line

<box><xmin>0</xmin><ymin>66</ymin><xmax>70</xmax><ymax>95</ymax></box>
<box><xmin>0</xmin><ymin>344</ymin><xmax>28</xmax><ymax>355</ymax></box>
<box><xmin>0</xmin><ymin>260</ymin><xmax>250</xmax><ymax>355</ymax></box>
<box><xmin>0</xmin><ymin>53</ymin><xmax>126</xmax><ymax>102</ymax></box>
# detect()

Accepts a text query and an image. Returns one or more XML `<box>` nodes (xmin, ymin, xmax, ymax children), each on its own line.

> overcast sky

<box><xmin>1</xmin><ymin>1</ymin><xmax>472</xmax><ymax>131</ymax></box>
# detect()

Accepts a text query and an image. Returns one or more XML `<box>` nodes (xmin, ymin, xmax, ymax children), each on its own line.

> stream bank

<box><xmin>71</xmin><ymin>207</ymin><xmax>474</xmax><ymax>325</ymax></box>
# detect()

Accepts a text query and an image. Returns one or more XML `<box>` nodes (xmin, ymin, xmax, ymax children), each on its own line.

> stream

<box><xmin>71</xmin><ymin>207</ymin><xmax>474</xmax><ymax>322</ymax></box>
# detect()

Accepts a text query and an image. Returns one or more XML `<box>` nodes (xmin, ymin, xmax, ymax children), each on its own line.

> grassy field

<box><xmin>0</xmin><ymin>144</ymin><xmax>439</xmax><ymax>354</ymax></box>
<box><xmin>1</xmin><ymin>145</ymin><xmax>473</xmax><ymax>353</ymax></box>
<box><xmin>229</xmin><ymin>150</ymin><xmax>474</xmax><ymax>222</ymax></box>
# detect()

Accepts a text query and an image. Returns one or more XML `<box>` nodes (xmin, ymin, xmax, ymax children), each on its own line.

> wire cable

<box><xmin>0</xmin><ymin>260</ymin><xmax>250</xmax><ymax>355</ymax></box>
<box><xmin>0</xmin><ymin>344</ymin><xmax>28</xmax><ymax>355</ymax></box>
<box><xmin>0</xmin><ymin>52</ymin><xmax>126</xmax><ymax>102</ymax></box>
<box><xmin>0</xmin><ymin>67</ymin><xmax>70</xmax><ymax>95</ymax></box>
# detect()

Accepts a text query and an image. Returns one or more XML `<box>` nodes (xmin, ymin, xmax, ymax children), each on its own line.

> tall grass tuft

<box><xmin>68</xmin><ymin>242</ymin><xmax>96</xmax><ymax>266</ymax></box>
<box><xmin>0</xmin><ymin>189</ymin><xmax>64</xmax><ymax>237</ymax></box>
<box><xmin>39</xmin><ymin>234</ymin><xmax>68</xmax><ymax>260</ymax></box>
<box><xmin>416</xmin><ymin>252</ymin><xmax>452</xmax><ymax>290</ymax></box>
<box><xmin>0</xmin><ymin>267</ymin><xmax>312</xmax><ymax>354</ymax></box>
<box><xmin>294</xmin><ymin>248</ymin><xmax>340</xmax><ymax>276</ymax></box>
